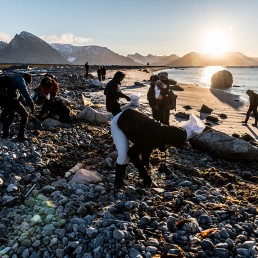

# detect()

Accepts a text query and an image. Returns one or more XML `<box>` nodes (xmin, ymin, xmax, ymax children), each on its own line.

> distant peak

<box><xmin>19</xmin><ymin>31</ymin><xmax>37</xmax><ymax>38</ymax></box>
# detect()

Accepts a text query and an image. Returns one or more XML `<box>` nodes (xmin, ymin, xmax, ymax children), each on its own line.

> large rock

<box><xmin>190</xmin><ymin>130</ymin><xmax>258</xmax><ymax>162</ymax></box>
<box><xmin>42</xmin><ymin>118</ymin><xmax>61</xmax><ymax>129</ymax></box>
<box><xmin>77</xmin><ymin>106</ymin><xmax>109</xmax><ymax>124</ymax></box>
<box><xmin>68</xmin><ymin>168</ymin><xmax>102</xmax><ymax>186</ymax></box>
<box><xmin>210</xmin><ymin>70</ymin><xmax>233</xmax><ymax>89</ymax></box>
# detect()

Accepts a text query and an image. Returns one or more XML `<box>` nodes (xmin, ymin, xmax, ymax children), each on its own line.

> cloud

<box><xmin>40</xmin><ymin>33</ymin><xmax>92</xmax><ymax>45</ymax></box>
<box><xmin>0</xmin><ymin>32</ymin><xmax>11</xmax><ymax>42</ymax></box>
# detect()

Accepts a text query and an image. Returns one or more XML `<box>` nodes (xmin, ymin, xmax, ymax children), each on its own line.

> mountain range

<box><xmin>0</xmin><ymin>31</ymin><xmax>258</xmax><ymax>67</ymax></box>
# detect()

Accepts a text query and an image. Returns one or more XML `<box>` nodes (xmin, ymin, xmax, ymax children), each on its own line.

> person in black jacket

<box><xmin>147</xmin><ymin>75</ymin><xmax>160</xmax><ymax>121</ymax></box>
<box><xmin>104</xmin><ymin>71</ymin><xmax>131</xmax><ymax>116</ymax></box>
<box><xmin>101</xmin><ymin>66</ymin><xmax>106</xmax><ymax>81</ymax></box>
<box><xmin>147</xmin><ymin>74</ymin><xmax>173</xmax><ymax>125</ymax></box>
<box><xmin>242</xmin><ymin>89</ymin><xmax>258</xmax><ymax>127</ymax></box>
<box><xmin>97</xmin><ymin>67</ymin><xmax>102</xmax><ymax>81</ymax></box>
<box><xmin>85</xmin><ymin>62</ymin><xmax>89</xmax><ymax>78</ymax></box>
<box><xmin>110</xmin><ymin>109</ymin><xmax>187</xmax><ymax>189</ymax></box>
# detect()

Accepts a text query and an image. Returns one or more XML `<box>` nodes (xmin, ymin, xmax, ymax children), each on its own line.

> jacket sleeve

<box><xmin>147</xmin><ymin>86</ymin><xmax>156</xmax><ymax>106</ymax></box>
<box><xmin>108</xmin><ymin>82</ymin><xmax>128</xmax><ymax>100</ymax></box>
<box><xmin>16</xmin><ymin>77</ymin><xmax>33</xmax><ymax>105</ymax></box>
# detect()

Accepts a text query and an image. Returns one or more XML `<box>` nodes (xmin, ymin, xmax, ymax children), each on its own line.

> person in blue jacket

<box><xmin>2</xmin><ymin>73</ymin><xmax>35</xmax><ymax>141</ymax></box>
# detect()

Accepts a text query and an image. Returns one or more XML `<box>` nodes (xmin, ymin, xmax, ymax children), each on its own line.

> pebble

<box><xmin>0</xmin><ymin>66</ymin><xmax>257</xmax><ymax>258</ymax></box>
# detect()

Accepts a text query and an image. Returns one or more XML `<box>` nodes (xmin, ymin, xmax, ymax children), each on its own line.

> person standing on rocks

<box><xmin>85</xmin><ymin>62</ymin><xmax>89</xmax><ymax>78</ymax></box>
<box><xmin>242</xmin><ymin>89</ymin><xmax>258</xmax><ymax>127</ymax></box>
<box><xmin>101</xmin><ymin>66</ymin><xmax>106</xmax><ymax>81</ymax></box>
<box><xmin>110</xmin><ymin>108</ymin><xmax>187</xmax><ymax>189</ymax></box>
<box><xmin>104</xmin><ymin>71</ymin><xmax>131</xmax><ymax>116</ymax></box>
<box><xmin>147</xmin><ymin>74</ymin><xmax>160</xmax><ymax>121</ymax></box>
<box><xmin>147</xmin><ymin>74</ymin><xmax>174</xmax><ymax>125</ymax></box>
<box><xmin>2</xmin><ymin>73</ymin><xmax>35</xmax><ymax>141</ymax></box>
<box><xmin>97</xmin><ymin>67</ymin><xmax>102</xmax><ymax>81</ymax></box>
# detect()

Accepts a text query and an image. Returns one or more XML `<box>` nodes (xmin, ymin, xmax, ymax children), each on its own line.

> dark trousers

<box><xmin>38</xmin><ymin>99</ymin><xmax>71</xmax><ymax>123</ymax></box>
<box><xmin>152</xmin><ymin>105</ymin><xmax>170</xmax><ymax>125</ymax></box>
<box><xmin>245</xmin><ymin>106</ymin><xmax>258</xmax><ymax>125</ymax></box>
<box><xmin>3</xmin><ymin>100</ymin><xmax>28</xmax><ymax>137</ymax></box>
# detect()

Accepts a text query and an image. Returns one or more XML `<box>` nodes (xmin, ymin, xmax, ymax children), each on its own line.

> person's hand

<box><xmin>126</xmin><ymin>96</ymin><xmax>131</xmax><ymax>101</ymax></box>
<box><xmin>29</xmin><ymin>102</ymin><xmax>35</xmax><ymax>113</ymax></box>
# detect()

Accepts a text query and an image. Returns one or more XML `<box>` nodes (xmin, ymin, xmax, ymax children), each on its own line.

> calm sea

<box><xmin>155</xmin><ymin>66</ymin><xmax>258</xmax><ymax>101</ymax></box>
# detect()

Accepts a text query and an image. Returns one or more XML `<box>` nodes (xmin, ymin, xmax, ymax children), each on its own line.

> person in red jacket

<box><xmin>110</xmin><ymin>109</ymin><xmax>187</xmax><ymax>189</ymax></box>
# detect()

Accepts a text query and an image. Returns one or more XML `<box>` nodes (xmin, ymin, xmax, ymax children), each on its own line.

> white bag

<box><xmin>129</xmin><ymin>93</ymin><xmax>141</xmax><ymax>107</ymax></box>
<box><xmin>181</xmin><ymin>114</ymin><xmax>205</xmax><ymax>141</ymax></box>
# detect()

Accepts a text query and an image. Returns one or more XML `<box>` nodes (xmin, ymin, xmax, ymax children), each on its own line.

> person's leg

<box><xmin>0</xmin><ymin>107</ymin><xmax>8</xmax><ymax>123</ymax></box>
<box><xmin>128</xmin><ymin>148</ymin><xmax>153</xmax><ymax>188</ymax></box>
<box><xmin>110</xmin><ymin>112</ymin><xmax>130</xmax><ymax>189</ymax></box>
<box><xmin>242</xmin><ymin>108</ymin><xmax>251</xmax><ymax>123</ymax></box>
<box><xmin>152</xmin><ymin>105</ymin><xmax>159</xmax><ymax>121</ymax></box>
<box><xmin>16</xmin><ymin>102</ymin><xmax>29</xmax><ymax>141</ymax></box>
<box><xmin>141</xmin><ymin>151</ymin><xmax>151</xmax><ymax>170</ymax></box>
<box><xmin>2</xmin><ymin>103</ymin><xmax>16</xmax><ymax>138</ymax></box>
<box><xmin>163</xmin><ymin>108</ymin><xmax>170</xmax><ymax>125</ymax></box>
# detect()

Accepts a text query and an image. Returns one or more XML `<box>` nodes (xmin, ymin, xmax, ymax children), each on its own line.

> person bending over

<box><xmin>34</xmin><ymin>74</ymin><xmax>71</xmax><ymax>123</ymax></box>
<box><xmin>110</xmin><ymin>109</ymin><xmax>187</xmax><ymax>189</ymax></box>
<box><xmin>2</xmin><ymin>73</ymin><xmax>34</xmax><ymax>141</ymax></box>
<box><xmin>104</xmin><ymin>71</ymin><xmax>131</xmax><ymax>116</ymax></box>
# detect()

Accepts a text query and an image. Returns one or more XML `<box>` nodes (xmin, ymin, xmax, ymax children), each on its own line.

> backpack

<box><xmin>167</xmin><ymin>89</ymin><xmax>177</xmax><ymax>110</ymax></box>
<box><xmin>0</xmin><ymin>76</ymin><xmax>16</xmax><ymax>105</ymax></box>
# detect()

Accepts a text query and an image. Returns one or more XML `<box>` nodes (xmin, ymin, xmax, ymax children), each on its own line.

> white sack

<box><xmin>181</xmin><ymin>114</ymin><xmax>205</xmax><ymax>141</ymax></box>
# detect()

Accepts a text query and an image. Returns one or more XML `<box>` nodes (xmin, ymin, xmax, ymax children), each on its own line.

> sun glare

<box><xmin>202</xmin><ymin>30</ymin><xmax>230</xmax><ymax>56</ymax></box>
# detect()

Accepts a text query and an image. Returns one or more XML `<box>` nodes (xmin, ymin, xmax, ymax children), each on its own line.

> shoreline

<box><xmin>110</xmin><ymin>68</ymin><xmax>257</xmax><ymax>140</ymax></box>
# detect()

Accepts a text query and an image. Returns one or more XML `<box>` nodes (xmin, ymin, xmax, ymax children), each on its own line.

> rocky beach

<box><xmin>0</xmin><ymin>66</ymin><xmax>258</xmax><ymax>258</ymax></box>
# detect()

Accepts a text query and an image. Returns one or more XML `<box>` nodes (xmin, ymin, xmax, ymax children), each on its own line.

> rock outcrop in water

<box><xmin>211</xmin><ymin>70</ymin><xmax>233</xmax><ymax>89</ymax></box>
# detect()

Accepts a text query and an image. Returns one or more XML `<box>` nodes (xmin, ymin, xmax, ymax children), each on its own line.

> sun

<box><xmin>202</xmin><ymin>30</ymin><xmax>230</xmax><ymax>56</ymax></box>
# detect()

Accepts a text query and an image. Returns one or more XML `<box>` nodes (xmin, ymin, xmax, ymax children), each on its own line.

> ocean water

<box><xmin>155</xmin><ymin>66</ymin><xmax>258</xmax><ymax>101</ymax></box>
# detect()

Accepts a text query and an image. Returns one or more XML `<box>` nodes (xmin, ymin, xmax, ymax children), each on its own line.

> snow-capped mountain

<box><xmin>127</xmin><ymin>53</ymin><xmax>171</xmax><ymax>65</ymax></box>
<box><xmin>0</xmin><ymin>41</ymin><xmax>8</xmax><ymax>54</ymax></box>
<box><xmin>0</xmin><ymin>31</ymin><xmax>68</xmax><ymax>64</ymax></box>
<box><xmin>51</xmin><ymin>43</ymin><xmax>140</xmax><ymax>66</ymax></box>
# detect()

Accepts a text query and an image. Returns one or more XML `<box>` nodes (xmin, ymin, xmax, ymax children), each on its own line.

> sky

<box><xmin>0</xmin><ymin>0</ymin><xmax>258</xmax><ymax>57</ymax></box>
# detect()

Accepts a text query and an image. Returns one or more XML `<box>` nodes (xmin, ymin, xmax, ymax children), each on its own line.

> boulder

<box><xmin>211</xmin><ymin>70</ymin><xmax>233</xmax><ymax>89</ymax></box>
<box><xmin>42</xmin><ymin>118</ymin><xmax>61</xmax><ymax>129</ymax></box>
<box><xmin>190</xmin><ymin>130</ymin><xmax>258</xmax><ymax>162</ymax></box>
<box><xmin>77</xmin><ymin>106</ymin><xmax>109</xmax><ymax>124</ymax></box>
<box><xmin>170</xmin><ymin>85</ymin><xmax>184</xmax><ymax>91</ymax></box>
<box><xmin>200</xmin><ymin>104</ymin><xmax>213</xmax><ymax>114</ymax></box>
<box><xmin>68</xmin><ymin>168</ymin><xmax>102</xmax><ymax>186</ymax></box>
<box><xmin>175</xmin><ymin>112</ymin><xmax>190</xmax><ymax>120</ymax></box>
<box><xmin>206</xmin><ymin>115</ymin><xmax>219</xmax><ymax>123</ymax></box>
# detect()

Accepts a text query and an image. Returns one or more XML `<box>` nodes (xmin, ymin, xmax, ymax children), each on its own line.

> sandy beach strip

<box><xmin>106</xmin><ymin>68</ymin><xmax>258</xmax><ymax>140</ymax></box>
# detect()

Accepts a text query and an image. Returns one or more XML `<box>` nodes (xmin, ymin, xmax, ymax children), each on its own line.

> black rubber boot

<box><xmin>142</xmin><ymin>174</ymin><xmax>153</xmax><ymax>188</ymax></box>
<box><xmin>2</xmin><ymin>125</ymin><xmax>10</xmax><ymax>139</ymax></box>
<box><xmin>138</xmin><ymin>168</ymin><xmax>155</xmax><ymax>188</ymax></box>
<box><xmin>114</xmin><ymin>163</ymin><xmax>127</xmax><ymax>189</ymax></box>
<box><xmin>17</xmin><ymin>128</ymin><xmax>29</xmax><ymax>142</ymax></box>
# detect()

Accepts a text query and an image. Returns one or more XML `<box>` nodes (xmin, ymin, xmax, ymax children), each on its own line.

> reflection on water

<box><xmin>162</xmin><ymin>66</ymin><xmax>258</xmax><ymax>98</ymax></box>
<box><xmin>200</xmin><ymin>66</ymin><xmax>224</xmax><ymax>86</ymax></box>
